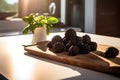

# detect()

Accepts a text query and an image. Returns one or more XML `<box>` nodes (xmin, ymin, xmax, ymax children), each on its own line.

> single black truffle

<box><xmin>65</xmin><ymin>29</ymin><xmax>76</xmax><ymax>40</ymax></box>
<box><xmin>68</xmin><ymin>45</ymin><xmax>80</xmax><ymax>56</ymax></box>
<box><xmin>82</xmin><ymin>34</ymin><xmax>91</xmax><ymax>44</ymax></box>
<box><xmin>52</xmin><ymin>42</ymin><xmax>65</xmax><ymax>53</ymax></box>
<box><xmin>89</xmin><ymin>42</ymin><xmax>97</xmax><ymax>51</ymax></box>
<box><xmin>80</xmin><ymin>44</ymin><xmax>90</xmax><ymax>54</ymax></box>
<box><xmin>51</xmin><ymin>35</ymin><xmax>63</xmax><ymax>45</ymax></box>
<box><xmin>104</xmin><ymin>47</ymin><xmax>119</xmax><ymax>58</ymax></box>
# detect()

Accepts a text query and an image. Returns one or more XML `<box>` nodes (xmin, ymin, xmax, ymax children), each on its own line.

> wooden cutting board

<box><xmin>24</xmin><ymin>41</ymin><xmax>120</xmax><ymax>75</ymax></box>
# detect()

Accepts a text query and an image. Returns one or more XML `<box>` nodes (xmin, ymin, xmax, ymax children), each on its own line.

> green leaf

<box><xmin>30</xmin><ymin>24</ymin><xmax>38</xmax><ymax>34</ymax></box>
<box><xmin>22</xmin><ymin>26</ymin><xmax>29</xmax><ymax>34</ymax></box>
<box><xmin>46</xmin><ymin>24</ymin><xmax>53</xmax><ymax>35</ymax></box>
<box><xmin>48</xmin><ymin>17</ymin><xmax>58</xmax><ymax>24</ymax></box>
<box><xmin>22</xmin><ymin>16</ymin><xmax>29</xmax><ymax>22</ymax></box>
<box><xmin>46</xmin><ymin>26</ymin><xmax>50</xmax><ymax>35</ymax></box>
<box><xmin>23</xmin><ymin>13</ymin><xmax>36</xmax><ymax>23</ymax></box>
<box><xmin>41</xmin><ymin>19</ymin><xmax>47</xmax><ymax>24</ymax></box>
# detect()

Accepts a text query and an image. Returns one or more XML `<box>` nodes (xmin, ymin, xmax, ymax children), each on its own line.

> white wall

<box><xmin>84</xmin><ymin>0</ymin><xmax>96</xmax><ymax>34</ymax></box>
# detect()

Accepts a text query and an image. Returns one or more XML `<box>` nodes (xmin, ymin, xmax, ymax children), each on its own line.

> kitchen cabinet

<box><xmin>96</xmin><ymin>0</ymin><xmax>120</xmax><ymax>37</ymax></box>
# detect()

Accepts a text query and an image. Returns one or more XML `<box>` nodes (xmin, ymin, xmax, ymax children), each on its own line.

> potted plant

<box><xmin>22</xmin><ymin>13</ymin><xmax>58</xmax><ymax>43</ymax></box>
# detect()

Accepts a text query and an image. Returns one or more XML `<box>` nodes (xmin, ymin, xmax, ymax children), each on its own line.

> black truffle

<box><xmin>80</xmin><ymin>44</ymin><xmax>90</xmax><ymax>54</ymax></box>
<box><xmin>63</xmin><ymin>37</ymin><xmax>69</xmax><ymax>45</ymax></box>
<box><xmin>82</xmin><ymin>34</ymin><xmax>91</xmax><ymax>44</ymax></box>
<box><xmin>65</xmin><ymin>40</ymin><xmax>72</xmax><ymax>51</ymax></box>
<box><xmin>104</xmin><ymin>47</ymin><xmax>119</xmax><ymax>58</ymax></box>
<box><xmin>52</xmin><ymin>42</ymin><xmax>65</xmax><ymax>53</ymax></box>
<box><xmin>71</xmin><ymin>36</ymin><xmax>83</xmax><ymax>46</ymax></box>
<box><xmin>51</xmin><ymin>35</ymin><xmax>63</xmax><ymax>45</ymax></box>
<box><xmin>68</xmin><ymin>45</ymin><xmax>80</xmax><ymax>56</ymax></box>
<box><xmin>65</xmin><ymin>29</ymin><xmax>76</xmax><ymax>40</ymax></box>
<box><xmin>89</xmin><ymin>42</ymin><xmax>97</xmax><ymax>51</ymax></box>
<box><xmin>47</xmin><ymin>41</ymin><xmax>52</xmax><ymax>49</ymax></box>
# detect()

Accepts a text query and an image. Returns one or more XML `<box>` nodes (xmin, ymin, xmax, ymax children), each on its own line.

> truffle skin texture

<box><xmin>52</xmin><ymin>42</ymin><xmax>65</xmax><ymax>53</ymax></box>
<box><xmin>65</xmin><ymin>29</ymin><xmax>76</xmax><ymax>40</ymax></box>
<box><xmin>105</xmin><ymin>47</ymin><xmax>119</xmax><ymax>58</ymax></box>
<box><xmin>65</xmin><ymin>40</ymin><xmax>72</xmax><ymax>51</ymax></box>
<box><xmin>71</xmin><ymin>36</ymin><xmax>83</xmax><ymax>46</ymax></box>
<box><xmin>68</xmin><ymin>45</ymin><xmax>80</xmax><ymax>56</ymax></box>
<box><xmin>82</xmin><ymin>34</ymin><xmax>91</xmax><ymax>44</ymax></box>
<box><xmin>63</xmin><ymin>37</ymin><xmax>69</xmax><ymax>45</ymax></box>
<box><xmin>47</xmin><ymin>41</ymin><xmax>52</xmax><ymax>49</ymax></box>
<box><xmin>51</xmin><ymin>35</ymin><xmax>63</xmax><ymax>45</ymax></box>
<box><xmin>89</xmin><ymin>42</ymin><xmax>97</xmax><ymax>51</ymax></box>
<box><xmin>80</xmin><ymin>44</ymin><xmax>90</xmax><ymax>54</ymax></box>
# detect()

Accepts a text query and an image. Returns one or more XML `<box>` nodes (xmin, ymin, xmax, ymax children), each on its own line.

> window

<box><xmin>0</xmin><ymin>0</ymin><xmax>18</xmax><ymax>18</ymax></box>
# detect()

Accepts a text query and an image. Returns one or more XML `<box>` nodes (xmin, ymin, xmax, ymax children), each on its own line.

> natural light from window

<box><xmin>0</xmin><ymin>0</ymin><xmax>18</xmax><ymax>12</ymax></box>
<box><xmin>6</xmin><ymin>0</ymin><xmax>18</xmax><ymax>4</ymax></box>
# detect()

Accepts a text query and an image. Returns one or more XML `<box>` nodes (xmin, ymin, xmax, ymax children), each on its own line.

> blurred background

<box><xmin>0</xmin><ymin>0</ymin><xmax>120</xmax><ymax>37</ymax></box>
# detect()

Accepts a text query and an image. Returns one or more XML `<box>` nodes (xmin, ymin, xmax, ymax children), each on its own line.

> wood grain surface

<box><xmin>24</xmin><ymin>41</ymin><xmax>120</xmax><ymax>75</ymax></box>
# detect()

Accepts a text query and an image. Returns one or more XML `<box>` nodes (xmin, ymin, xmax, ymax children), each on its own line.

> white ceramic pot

<box><xmin>32</xmin><ymin>27</ymin><xmax>46</xmax><ymax>43</ymax></box>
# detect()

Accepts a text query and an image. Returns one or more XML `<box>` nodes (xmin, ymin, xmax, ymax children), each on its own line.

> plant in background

<box><xmin>22</xmin><ymin>13</ymin><xmax>58</xmax><ymax>35</ymax></box>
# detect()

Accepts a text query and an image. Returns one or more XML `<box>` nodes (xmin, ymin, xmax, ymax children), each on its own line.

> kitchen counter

<box><xmin>0</xmin><ymin>32</ymin><xmax>120</xmax><ymax>80</ymax></box>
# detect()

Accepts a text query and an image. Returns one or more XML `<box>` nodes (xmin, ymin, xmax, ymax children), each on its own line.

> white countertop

<box><xmin>0</xmin><ymin>32</ymin><xmax>120</xmax><ymax>80</ymax></box>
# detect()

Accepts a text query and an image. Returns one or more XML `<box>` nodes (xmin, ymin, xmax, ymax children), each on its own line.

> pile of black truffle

<box><xmin>47</xmin><ymin>28</ymin><xmax>119</xmax><ymax>58</ymax></box>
